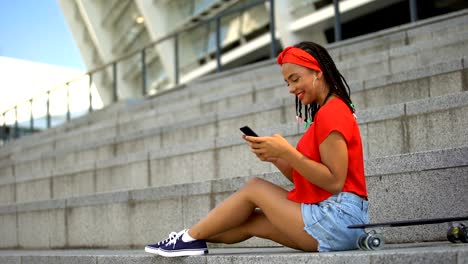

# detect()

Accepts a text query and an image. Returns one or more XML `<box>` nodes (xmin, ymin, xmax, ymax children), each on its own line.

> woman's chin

<box><xmin>300</xmin><ymin>98</ymin><xmax>311</xmax><ymax>105</ymax></box>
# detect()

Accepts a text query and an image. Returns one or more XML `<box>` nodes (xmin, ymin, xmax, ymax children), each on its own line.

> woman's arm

<box><xmin>271</xmin><ymin>158</ymin><xmax>293</xmax><ymax>182</ymax></box>
<box><xmin>282</xmin><ymin>132</ymin><xmax>348</xmax><ymax>194</ymax></box>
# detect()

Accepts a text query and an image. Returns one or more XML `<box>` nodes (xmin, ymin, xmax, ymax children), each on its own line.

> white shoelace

<box><xmin>157</xmin><ymin>231</ymin><xmax>178</xmax><ymax>246</ymax></box>
<box><xmin>165</xmin><ymin>229</ymin><xmax>186</xmax><ymax>247</ymax></box>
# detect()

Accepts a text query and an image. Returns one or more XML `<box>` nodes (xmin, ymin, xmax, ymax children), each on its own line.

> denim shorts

<box><xmin>301</xmin><ymin>192</ymin><xmax>369</xmax><ymax>252</ymax></box>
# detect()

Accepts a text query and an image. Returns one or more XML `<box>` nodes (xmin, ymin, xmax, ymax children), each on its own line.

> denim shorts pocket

<box><xmin>302</xmin><ymin>202</ymin><xmax>328</xmax><ymax>227</ymax></box>
<box><xmin>337</xmin><ymin>202</ymin><xmax>367</xmax><ymax>225</ymax></box>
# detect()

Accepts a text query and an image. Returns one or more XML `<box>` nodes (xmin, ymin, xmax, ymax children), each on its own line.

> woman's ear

<box><xmin>317</xmin><ymin>71</ymin><xmax>323</xmax><ymax>80</ymax></box>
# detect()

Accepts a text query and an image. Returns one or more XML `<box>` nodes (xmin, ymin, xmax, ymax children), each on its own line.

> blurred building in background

<box><xmin>0</xmin><ymin>57</ymin><xmax>102</xmax><ymax>141</ymax></box>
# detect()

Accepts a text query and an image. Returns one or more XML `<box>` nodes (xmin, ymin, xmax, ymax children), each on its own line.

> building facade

<box><xmin>58</xmin><ymin>0</ymin><xmax>467</xmax><ymax>106</ymax></box>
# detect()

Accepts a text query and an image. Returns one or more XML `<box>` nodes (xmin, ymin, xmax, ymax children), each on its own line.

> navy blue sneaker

<box><xmin>144</xmin><ymin>231</ymin><xmax>178</xmax><ymax>255</ymax></box>
<box><xmin>157</xmin><ymin>229</ymin><xmax>208</xmax><ymax>257</ymax></box>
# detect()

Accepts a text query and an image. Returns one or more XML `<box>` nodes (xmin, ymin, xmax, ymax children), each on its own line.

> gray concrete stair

<box><xmin>336</xmin><ymin>27</ymin><xmax>468</xmax><ymax>81</ymax></box>
<box><xmin>1</xmin><ymin>52</ymin><xmax>466</xmax><ymax>169</ymax></box>
<box><xmin>327</xmin><ymin>8</ymin><xmax>468</xmax><ymax>61</ymax></box>
<box><xmin>1</xmin><ymin>54</ymin><xmax>465</xmax><ymax>165</ymax></box>
<box><xmin>1</xmin><ymin>89</ymin><xmax>466</xmax><ymax>205</ymax></box>
<box><xmin>0</xmin><ymin>243</ymin><xmax>467</xmax><ymax>264</ymax></box>
<box><xmin>0</xmin><ymin>146</ymin><xmax>466</xmax><ymax>249</ymax></box>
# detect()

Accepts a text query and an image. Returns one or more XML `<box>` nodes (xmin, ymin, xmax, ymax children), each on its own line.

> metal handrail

<box><xmin>3</xmin><ymin>0</ymin><xmax>268</xmax><ymax>111</ymax></box>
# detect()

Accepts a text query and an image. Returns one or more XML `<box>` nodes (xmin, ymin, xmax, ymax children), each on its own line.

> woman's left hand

<box><xmin>243</xmin><ymin>134</ymin><xmax>293</xmax><ymax>161</ymax></box>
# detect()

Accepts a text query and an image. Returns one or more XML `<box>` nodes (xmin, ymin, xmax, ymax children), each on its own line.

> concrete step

<box><xmin>118</xmin><ymin>56</ymin><xmax>467</xmax><ymax>138</ymax></box>
<box><xmin>0</xmin><ymin>146</ymin><xmax>466</xmax><ymax>249</ymax></box>
<box><xmin>351</xmin><ymin>58</ymin><xmax>467</xmax><ymax>110</ymax></box>
<box><xmin>0</xmin><ymin>98</ymin><xmax>144</xmax><ymax>157</ymax></box>
<box><xmin>336</xmin><ymin>28</ymin><xmax>468</xmax><ymax>81</ymax></box>
<box><xmin>1</xmin><ymin>56</ymin><xmax>466</xmax><ymax>172</ymax></box>
<box><xmin>328</xmin><ymin>8</ymin><xmax>468</xmax><ymax>62</ymax></box>
<box><xmin>0</xmin><ymin>59</ymin><xmax>281</xmax><ymax>156</ymax></box>
<box><xmin>0</xmin><ymin>60</ymin><xmax>280</xmax><ymax>163</ymax></box>
<box><xmin>2</xmin><ymin>90</ymin><xmax>467</xmax><ymax>205</ymax></box>
<box><xmin>0</xmin><ymin>243</ymin><xmax>467</xmax><ymax>264</ymax></box>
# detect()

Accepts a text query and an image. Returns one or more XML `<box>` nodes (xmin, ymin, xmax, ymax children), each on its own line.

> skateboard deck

<box><xmin>348</xmin><ymin>215</ymin><xmax>468</xmax><ymax>250</ymax></box>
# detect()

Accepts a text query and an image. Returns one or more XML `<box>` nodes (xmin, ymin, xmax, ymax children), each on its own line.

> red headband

<box><xmin>276</xmin><ymin>46</ymin><xmax>322</xmax><ymax>72</ymax></box>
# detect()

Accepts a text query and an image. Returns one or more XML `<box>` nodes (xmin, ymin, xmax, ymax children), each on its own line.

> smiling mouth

<box><xmin>296</xmin><ymin>92</ymin><xmax>305</xmax><ymax>100</ymax></box>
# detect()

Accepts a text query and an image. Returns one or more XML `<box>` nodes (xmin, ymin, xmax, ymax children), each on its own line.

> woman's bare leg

<box><xmin>206</xmin><ymin>209</ymin><xmax>303</xmax><ymax>250</ymax></box>
<box><xmin>187</xmin><ymin>177</ymin><xmax>318</xmax><ymax>252</ymax></box>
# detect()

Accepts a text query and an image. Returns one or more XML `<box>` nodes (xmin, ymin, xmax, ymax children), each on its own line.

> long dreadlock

<box><xmin>294</xmin><ymin>42</ymin><xmax>355</xmax><ymax>125</ymax></box>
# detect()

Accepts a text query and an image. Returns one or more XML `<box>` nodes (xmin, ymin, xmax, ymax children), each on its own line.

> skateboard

<box><xmin>348</xmin><ymin>215</ymin><xmax>468</xmax><ymax>250</ymax></box>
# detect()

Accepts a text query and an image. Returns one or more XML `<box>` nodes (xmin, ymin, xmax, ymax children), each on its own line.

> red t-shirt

<box><xmin>287</xmin><ymin>98</ymin><xmax>367</xmax><ymax>204</ymax></box>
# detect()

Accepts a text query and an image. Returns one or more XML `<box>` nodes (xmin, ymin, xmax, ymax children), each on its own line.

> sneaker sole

<box><xmin>157</xmin><ymin>248</ymin><xmax>208</xmax><ymax>257</ymax></box>
<box><xmin>144</xmin><ymin>246</ymin><xmax>160</xmax><ymax>255</ymax></box>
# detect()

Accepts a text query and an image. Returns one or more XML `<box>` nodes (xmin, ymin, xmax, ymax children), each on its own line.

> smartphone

<box><xmin>240</xmin><ymin>126</ymin><xmax>259</xmax><ymax>137</ymax></box>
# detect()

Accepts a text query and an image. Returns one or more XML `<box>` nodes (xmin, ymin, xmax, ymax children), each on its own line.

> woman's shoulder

<box><xmin>317</xmin><ymin>97</ymin><xmax>352</xmax><ymax>118</ymax></box>
<box><xmin>314</xmin><ymin>97</ymin><xmax>358</xmax><ymax>144</ymax></box>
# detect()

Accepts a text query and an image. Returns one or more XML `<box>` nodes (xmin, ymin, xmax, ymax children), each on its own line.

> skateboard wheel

<box><xmin>447</xmin><ymin>227</ymin><xmax>459</xmax><ymax>243</ymax></box>
<box><xmin>367</xmin><ymin>234</ymin><xmax>383</xmax><ymax>250</ymax></box>
<box><xmin>357</xmin><ymin>234</ymin><xmax>367</xmax><ymax>250</ymax></box>
<box><xmin>460</xmin><ymin>225</ymin><xmax>468</xmax><ymax>243</ymax></box>
<box><xmin>359</xmin><ymin>233</ymin><xmax>383</xmax><ymax>250</ymax></box>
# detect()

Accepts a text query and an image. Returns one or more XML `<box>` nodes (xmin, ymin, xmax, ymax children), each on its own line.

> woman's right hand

<box><xmin>243</xmin><ymin>135</ymin><xmax>293</xmax><ymax>182</ymax></box>
<box><xmin>242</xmin><ymin>135</ymin><xmax>278</xmax><ymax>162</ymax></box>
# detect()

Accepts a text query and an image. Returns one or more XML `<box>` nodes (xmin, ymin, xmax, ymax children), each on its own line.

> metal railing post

<box><xmin>269</xmin><ymin>0</ymin><xmax>277</xmax><ymax>58</ymax></box>
<box><xmin>113</xmin><ymin>63</ymin><xmax>118</xmax><ymax>102</ymax></box>
<box><xmin>66</xmin><ymin>83</ymin><xmax>71</xmax><ymax>122</ymax></box>
<box><xmin>2</xmin><ymin>113</ymin><xmax>6</xmax><ymax>142</ymax></box>
<box><xmin>410</xmin><ymin>0</ymin><xmax>418</xmax><ymax>22</ymax></box>
<box><xmin>47</xmin><ymin>91</ymin><xmax>51</xmax><ymax>129</ymax></box>
<box><xmin>30</xmin><ymin>99</ymin><xmax>34</xmax><ymax>132</ymax></box>
<box><xmin>14</xmin><ymin>106</ymin><xmax>19</xmax><ymax>138</ymax></box>
<box><xmin>215</xmin><ymin>17</ymin><xmax>222</xmax><ymax>72</ymax></box>
<box><xmin>141</xmin><ymin>49</ymin><xmax>147</xmax><ymax>95</ymax></box>
<box><xmin>333</xmin><ymin>0</ymin><xmax>342</xmax><ymax>42</ymax></box>
<box><xmin>89</xmin><ymin>74</ymin><xmax>93</xmax><ymax>113</ymax></box>
<box><xmin>174</xmin><ymin>34</ymin><xmax>180</xmax><ymax>85</ymax></box>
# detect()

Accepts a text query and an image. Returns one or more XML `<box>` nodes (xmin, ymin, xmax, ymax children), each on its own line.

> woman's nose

<box><xmin>289</xmin><ymin>85</ymin><xmax>295</xmax><ymax>94</ymax></box>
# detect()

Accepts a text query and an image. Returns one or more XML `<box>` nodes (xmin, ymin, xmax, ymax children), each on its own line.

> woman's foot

<box><xmin>157</xmin><ymin>229</ymin><xmax>208</xmax><ymax>257</ymax></box>
<box><xmin>144</xmin><ymin>231</ymin><xmax>178</xmax><ymax>254</ymax></box>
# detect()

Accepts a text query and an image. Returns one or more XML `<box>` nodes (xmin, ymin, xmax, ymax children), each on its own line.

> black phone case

<box><xmin>240</xmin><ymin>126</ymin><xmax>259</xmax><ymax>137</ymax></box>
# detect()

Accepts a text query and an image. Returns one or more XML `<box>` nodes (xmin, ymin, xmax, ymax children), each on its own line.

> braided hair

<box><xmin>294</xmin><ymin>41</ymin><xmax>355</xmax><ymax>124</ymax></box>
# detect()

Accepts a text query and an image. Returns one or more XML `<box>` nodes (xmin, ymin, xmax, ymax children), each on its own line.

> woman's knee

<box><xmin>240</xmin><ymin>177</ymin><xmax>269</xmax><ymax>198</ymax></box>
<box><xmin>244</xmin><ymin>177</ymin><xmax>267</xmax><ymax>189</ymax></box>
